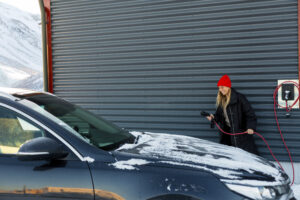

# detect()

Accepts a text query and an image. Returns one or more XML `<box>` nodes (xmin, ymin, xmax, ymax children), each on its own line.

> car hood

<box><xmin>116</xmin><ymin>131</ymin><xmax>288</xmax><ymax>186</ymax></box>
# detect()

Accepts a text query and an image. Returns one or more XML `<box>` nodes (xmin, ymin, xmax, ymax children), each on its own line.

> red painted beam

<box><xmin>298</xmin><ymin>0</ymin><xmax>300</xmax><ymax>106</ymax></box>
<box><xmin>43</xmin><ymin>0</ymin><xmax>53</xmax><ymax>93</ymax></box>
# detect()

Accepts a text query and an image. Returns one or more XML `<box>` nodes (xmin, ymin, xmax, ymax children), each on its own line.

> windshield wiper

<box><xmin>101</xmin><ymin>135</ymin><xmax>135</xmax><ymax>151</ymax></box>
<box><xmin>134</xmin><ymin>132</ymin><xmax>145</xmax><ymax>144</ymax></box>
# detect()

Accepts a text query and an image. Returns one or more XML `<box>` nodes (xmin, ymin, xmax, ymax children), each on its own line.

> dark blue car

<box><xmin>0</xmin><ymin>88</ymin><xmax>295</xmax><ymax>200</ymax></box>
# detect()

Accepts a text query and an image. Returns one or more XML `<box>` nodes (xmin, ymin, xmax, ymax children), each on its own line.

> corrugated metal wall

<box><xmin>50</xmin><ymin>0</ymin><xmax>300</xmax><ymax>161</ymax></box>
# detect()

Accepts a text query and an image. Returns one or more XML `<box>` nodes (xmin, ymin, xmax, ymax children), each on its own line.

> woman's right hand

<box><xmin>206</xmin><ymin>114</ymin><xmax>214</xmax><ymax>121</ymax></box>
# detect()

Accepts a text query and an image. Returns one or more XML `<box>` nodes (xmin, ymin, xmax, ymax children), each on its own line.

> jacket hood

<box><xmin>116</xmin><ymin>131</ymin><xmax>288</xmax><ymax>186</ymax></box>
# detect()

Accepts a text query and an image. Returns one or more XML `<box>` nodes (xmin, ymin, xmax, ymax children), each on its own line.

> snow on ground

<box><xmin>0</xmin><ymin>2</ymin><xmax>42</xmax><ymax>72</ymax></box>
<box><xmin>0</xmin><ymin>64</ymin><xmax>30</xmax><ymax>81</ymax></box>
<box><xmin>0</xmin><ymin>2</ymin><xmax>43</xmax><ymax>91</ymax></box>
<box><xmin>292</xmin><ymin>184</ymin><xmax>300</xmax><ymax>199</ymax></box>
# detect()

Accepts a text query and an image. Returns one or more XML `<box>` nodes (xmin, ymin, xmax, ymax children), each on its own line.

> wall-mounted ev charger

<box><xmin>277</xmin><ymin>80</ymin><xmax>299</xmax><ymax>109</ymax></box>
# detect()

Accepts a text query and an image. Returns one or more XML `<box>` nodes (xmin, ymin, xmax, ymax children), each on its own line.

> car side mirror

<box><xmin>17</xmin><ymin>137</ymin><xmax>68</xmax><ymax>161</ymax></box>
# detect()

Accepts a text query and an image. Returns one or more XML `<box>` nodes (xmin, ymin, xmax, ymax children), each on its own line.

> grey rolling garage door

<box><xmin>50</xmin><ymin>0</ymin><xmax>300</xmax><ymax>161</ymax></box>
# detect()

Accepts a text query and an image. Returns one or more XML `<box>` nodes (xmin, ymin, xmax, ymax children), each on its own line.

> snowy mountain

<box><xmin>0</xmin><ymin>2</ymin><xmax>43</xmax><ymax>91</ymax></box>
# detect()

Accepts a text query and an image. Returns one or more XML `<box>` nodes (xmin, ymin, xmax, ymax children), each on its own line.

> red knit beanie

<box><xmin>217</xmin><ymin>74</ymin><xmax>231</xmax><ymax>88</ymax></box>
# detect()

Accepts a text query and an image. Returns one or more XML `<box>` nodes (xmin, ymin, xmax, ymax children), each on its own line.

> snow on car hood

<box><xmin>116</xmin><ymin>131</ymin><xmax>288</xmax><ymax>186</ymax></box>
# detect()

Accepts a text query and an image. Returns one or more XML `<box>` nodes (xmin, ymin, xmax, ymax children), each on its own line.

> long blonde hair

<box><xmin>216</xmin><ymin>88</ymin><xmax>231</xmax><ymax>109</ymax></box>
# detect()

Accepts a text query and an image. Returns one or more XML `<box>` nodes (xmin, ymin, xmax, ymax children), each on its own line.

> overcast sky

<box><xmin>0</xmin><ymin>0</ymin><xmax>40</xmax><ymax>14</ymax></box>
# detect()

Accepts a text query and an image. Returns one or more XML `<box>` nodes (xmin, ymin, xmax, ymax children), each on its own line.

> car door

<box><xmin>0</xmin><ymin>104</ymin><xmax>94</xmax><ymax>200</ymax></box>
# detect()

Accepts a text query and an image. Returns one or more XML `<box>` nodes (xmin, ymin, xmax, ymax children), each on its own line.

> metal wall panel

<box><xmin>50</xmin><ymin>0</ymin><xmax>300</xmax><ymax>161</ymax></box>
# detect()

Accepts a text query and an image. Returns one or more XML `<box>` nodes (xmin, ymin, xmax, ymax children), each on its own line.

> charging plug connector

<box><xmin>284</xmin><ymin>90</ymin><xmax>291</xmax><ymax>100</ymax></box>
<box><xmin>281</xmin><ymin>84</ymin><xmax>294</xmax><ymax>101</ymax></box>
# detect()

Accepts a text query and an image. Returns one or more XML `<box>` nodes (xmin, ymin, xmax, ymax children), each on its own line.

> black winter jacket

<box><xmin>214</xmin><ymin>88</ymin><xmax>258</xmax><ymax>155</ymax></box>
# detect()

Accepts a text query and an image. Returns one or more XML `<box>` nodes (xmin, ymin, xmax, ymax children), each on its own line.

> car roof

<box><xmin>0</xmin><ymin>87</ymin><xmax>44</xmax><ymax>101</ymax></box>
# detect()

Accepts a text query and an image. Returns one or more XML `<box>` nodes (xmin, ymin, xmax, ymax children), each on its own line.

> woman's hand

<box><xmin>206</xmin><ymin>114</ymin><xmax>214</xmax><ymax>121</ymax></box>
<box><xmin>247</xmin><ymin>129</ymin><xmax>254</xmax><ymax>134</ymax></box>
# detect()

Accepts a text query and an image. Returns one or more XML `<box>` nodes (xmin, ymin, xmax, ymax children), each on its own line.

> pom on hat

<box><xmin>217</xmin><ymin>75</ymin><xmax>231</xmax><ymax>88</ymax></box>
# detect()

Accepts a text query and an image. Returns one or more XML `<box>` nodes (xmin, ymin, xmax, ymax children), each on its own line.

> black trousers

<box><xmin>219</xmin><ymin>125</ymin><xmax>232</xmax><ymax>146</ymax></box>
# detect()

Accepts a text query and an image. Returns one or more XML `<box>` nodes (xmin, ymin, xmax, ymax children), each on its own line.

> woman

<box><xmin>207</xmin><ymin>74</ymin><xmax>258</xmax><ymax>155</ymax></box>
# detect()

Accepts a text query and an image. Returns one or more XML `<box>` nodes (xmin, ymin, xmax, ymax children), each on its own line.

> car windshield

<box><xmin>16</xmin><ymin>93</ymin><xmax>135</xmax><ymax>150</ymax></box>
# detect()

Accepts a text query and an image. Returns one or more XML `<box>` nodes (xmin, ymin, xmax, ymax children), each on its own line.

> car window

<box><xmin>0</xmin><ymin>106</ymin><xmax>45</xmax><ymax>154</ymax></box>
<box><xmin>18</xmin><ymin>94</ymin><xmax>135</xmax><ymax>150</ymax></box>
<box><xmin>17</xmin><ymin>98</ymin><xmax>88</xmax><ymax>143</ymax></box>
